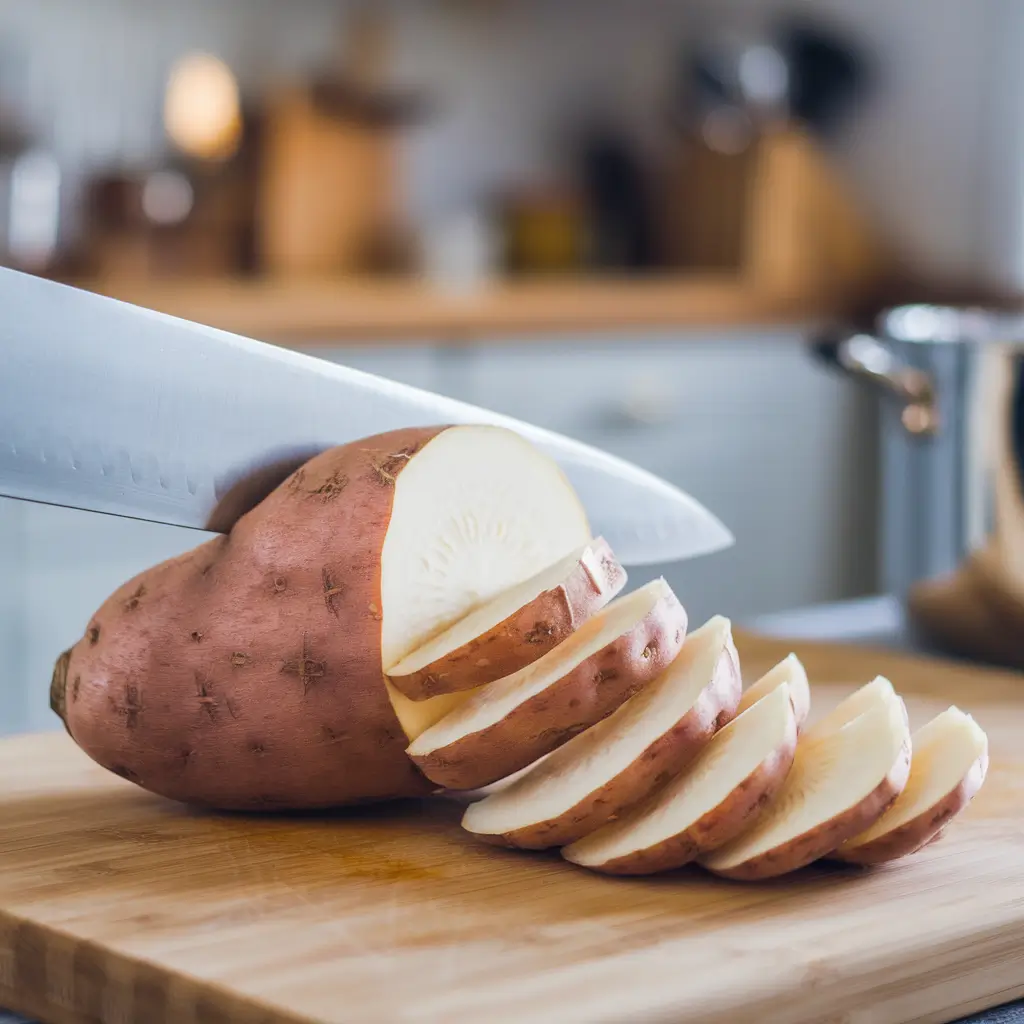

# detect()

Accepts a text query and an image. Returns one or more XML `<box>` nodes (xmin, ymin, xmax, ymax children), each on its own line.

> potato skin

<box><xmin>476</xmin><ymin>634</ymin><xmax>742</xmax><ymax>851</ymax></box>
<box><xmin>703</xmin><ymin>733</ymin><xmax>912</xmax><ymax>881</ymax></box>
<box><xmin>571</xmin><ymin>700</ymin><xmax>798</xmax><ymax>875</ymax></box>
<box><xmin>831</xmin><ymin>749</ymin><xmax>989</xmax><ymax>866</ymax></box>
<box><xmin>409</xmin><ymin>590</ymin><xmax>688</xmax><ymax>791</ymax></box>
<box><xmin>55</xmin><ymin>428</ymin><xmax>446</xmax><ymax>811</ymax></box>
<box><xmin>387</xmin><ymin>538</ymin><xmax>627</xmax><ymax>700</ymax></box>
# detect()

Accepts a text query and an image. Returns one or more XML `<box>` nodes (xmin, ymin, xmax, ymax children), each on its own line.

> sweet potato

<box><xmin>386</xmin><ymin>539</ymin><xmax>626</xmax><ymax>700</ymax></box>
<box><xmin>701</xmin><ymin>691</ymin><xmax>912</xmax><ymax>880</ymax></box>
<box><xmin>737</xmin><ymin>653</ymin><xmax>810</xmax><ymax>732</ymax></box>
<box><xmin>51</xmin><ymin>425</ymin><xmax>591</xmax><ymax>810</ymax></box>
<box><xmin>462</xmin><ymin>615</ymin><xmax>741</xmax><ymax>849</ymax></box>
<box><xmin>832</xmin><ymin>707</ymin><xmax>989</xmax><ymax>865</ymax></box>
<box><xmin>406</xmin><ymin>579</ymin><xmax>688</xmax><ymax>791</ymax></box>
<box><xmin>562</xmin><ymin>678</ymin><xmax>798</xmax><ymax>875</ymax></box>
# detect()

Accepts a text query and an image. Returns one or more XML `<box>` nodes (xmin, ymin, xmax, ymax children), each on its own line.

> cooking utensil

<box><xmin>812</xmin><ymin>304</ymin><xmax>1024</xmax><ymax>613</ymax></box>
<box><xmin>0</xmin><ymin>268</ymin><xmax>732</xmax><ymax>566</ymax></box>
<box><xmin>0</xmin><ymin>632</ymin><xmax>1019</xmax><ymax>1024</ymax></box>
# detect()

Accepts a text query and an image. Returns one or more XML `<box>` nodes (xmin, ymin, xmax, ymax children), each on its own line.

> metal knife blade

<box><xmin>0</xmin><ymin>269</ymin><xmax>733</xmax><ymax>565</ymax></box>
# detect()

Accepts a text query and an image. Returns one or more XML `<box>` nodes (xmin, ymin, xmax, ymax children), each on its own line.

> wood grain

<box><xmin>2</xmin><ymin>631</ymin><xmax>1023</xmax><ymax>1024</ymax></box>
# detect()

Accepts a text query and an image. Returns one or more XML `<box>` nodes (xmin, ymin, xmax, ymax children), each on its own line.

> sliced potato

<box><xmin>406</xmin><ymin>578</ymin><xmax>687</xmax><ymax>791</ymax></box>
<box><xmin>700</xmin><ymin>690</ymin><xmax>911</xmax><ymax>880</ymax></box>
<box><xmin>462</xmin><ymin>615</ymin><xmax>741</xmax><ymax>849</ymax></box>
<box><xmin>802</xmin><ymin>675</ymin><xmax>895</xmax><ymax>742</ymax></box>
<box><xmin>737</xmin><ymin>653</ymin><xmax>810</xmax><ymax>731</ymax></box>
<box><xmin>833</xmin><ymin>707</ymin><xmax>989</xmax><ymax>865</ymax></box>
<box><xmin>386</xmin><ymin>539</ymin><xmax>626</xmax><ymax>701</ymax></box>
<box><xmin>563</xmin><ymin>678</ymin><xmax>797</xmax><ymax>875</ymax></box>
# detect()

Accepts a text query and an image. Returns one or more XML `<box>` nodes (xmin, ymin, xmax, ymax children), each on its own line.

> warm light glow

<box><xmin>163</xmin><ymin>52</ymin><xmax>242</xmax><ymax>161</ymax></box>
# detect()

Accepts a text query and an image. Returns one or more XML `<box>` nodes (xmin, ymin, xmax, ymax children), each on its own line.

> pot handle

<box><xmin>810</xmin><ymin>327</ymin><xmax>940</xmax><ymax>436</ymax></box>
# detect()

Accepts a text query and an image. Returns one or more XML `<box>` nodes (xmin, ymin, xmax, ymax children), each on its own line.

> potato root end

<box><xmin>50</xmin><ymin>647</ymin><xmax>73</xmax><ymax>734</ymax></box>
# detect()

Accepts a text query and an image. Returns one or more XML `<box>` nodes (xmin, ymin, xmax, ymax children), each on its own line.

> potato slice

<box><xmin>462</xmin><ymin>615</ymin><xmax>741</xmax><ymax>849</ymax></box>
<box><xmin>406</xmin><ymin>579</ymin><xmax>687</xmax><ymax>791</ymax></box>
<box><xmin>386</xmin><ymin>539</ymin><xmax>627</xmax><ymax>701</ymax></box>
<box><xmin>832</xmin><ymin>707</ymin><xmax>989</xmax><ymax>865</ymax></box>
<box><xmin>700</xmin><ymin>690</ymin><xmax>911</xmax><ymax>880</ymax></box>
<box><xmin>802</xmin><ymin>675</ymin><xmax>895</xmax><ymax>741</ymax></box>
<box><xmin>563</xmin><ymin>678</ymin><xmax>798</xmax><ymax>874</ymax></box>
<box><xmin>737</xmin><ymin>653</ymin><xmax>810</xmax><ymax>731</ymax></box>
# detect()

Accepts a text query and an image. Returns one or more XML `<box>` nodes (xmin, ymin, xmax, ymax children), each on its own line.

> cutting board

<box><xmin>2</xmin><ymin>633</ymin><xmax>1023</xmax><ymax>1024</ymax></box>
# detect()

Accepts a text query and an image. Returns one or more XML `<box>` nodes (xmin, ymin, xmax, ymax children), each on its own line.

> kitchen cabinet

<box><xmin>0</xmin><ymin>333</ymin><xmax>877</xmax><ymax>738</ymax></box>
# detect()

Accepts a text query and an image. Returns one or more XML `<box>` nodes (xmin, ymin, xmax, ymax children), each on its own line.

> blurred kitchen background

<box><xmin>4</xmin><ymin>0</ymin><xmax>1024</xmax><ymax>735</ymax></box>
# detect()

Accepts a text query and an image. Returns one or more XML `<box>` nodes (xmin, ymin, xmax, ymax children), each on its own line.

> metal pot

<box><xmin>813</xmin><ymin>304</ymin><xmax>1024</xmax><ymax>601</ymax></box>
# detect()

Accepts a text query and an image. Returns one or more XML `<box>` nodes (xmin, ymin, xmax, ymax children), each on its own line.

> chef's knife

<box><xmin>0</xmin><ymin>268</ymin><xmax>733</xmax><ymax>565</ymax></box>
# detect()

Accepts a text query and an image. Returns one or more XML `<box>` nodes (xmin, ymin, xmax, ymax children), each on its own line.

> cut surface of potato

<box><xmin>462</xmin><ymin>615</ymin><xmax>741</xmax><ymax>849</ymax></box>
<box><xmin>406</xmin><ymin>578</ymin><xmax>688</xmax><ymax>790</ymax></box>
<box><xmin>833</xmin><ymin>707</ymin><xmax>989</xmax><ymax>865</ymax></box>
<box><xmin>386</xmin><ymin>538</ymin><xmax>626</xmax><ymax>701</ymax></box>
<box><xmin>563</xmin><ymin>677</ymin><xmax>797</xmax><ymax>874</ymax></box>
<box><xmin>701</xmin><ymin>690</ymin><xmax>911</xmax><ymax>880</ymax></box>
<box><xmin>737</xmin><ymin>653</ymin><xmax>810</xmax><ymax>730</ymax></box>
<box><xmin>802</xmin><ymin>675</ymin><xmax>894</xmax><ymax>742</ymax></box>
<box><xmin>380</xmin><ymin>425</ymin><xmax>591</xmax><ymax>739</ymax></box>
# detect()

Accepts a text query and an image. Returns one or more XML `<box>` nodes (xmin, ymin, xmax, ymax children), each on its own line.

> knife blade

<box><xmin>0</xmin><ymin>268</ymin><xmax>733</xmax><ymax>565</ymax></box>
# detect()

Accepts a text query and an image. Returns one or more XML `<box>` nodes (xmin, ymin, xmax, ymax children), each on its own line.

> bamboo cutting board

<box><xmin>2</xmin><ymin>633</ymin><xmax>1023</xmax><ymax>1024</ymax></box>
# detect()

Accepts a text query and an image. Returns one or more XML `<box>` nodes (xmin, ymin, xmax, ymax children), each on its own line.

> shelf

<box><xmin>64</xmin><ymin>128</ymin><xmax>889</xmax><ymax>345</ymax></box>
<box><xmin>68</xmin><ymin>274</ymin><xmax>846</xmax><ymax>345</ymax></box>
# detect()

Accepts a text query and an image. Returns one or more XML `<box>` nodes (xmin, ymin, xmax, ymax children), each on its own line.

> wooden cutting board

<box><xmin>2</xmin><ymin>632</ymin><xmax>1023</xmax><ymax>1024</ymax></box>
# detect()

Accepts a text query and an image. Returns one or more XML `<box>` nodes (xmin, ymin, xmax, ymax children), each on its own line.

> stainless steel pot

<box><xmin>813</xmin><ymin>305</ymin><xmax>1024</xmax><ymax>601</ymax></box>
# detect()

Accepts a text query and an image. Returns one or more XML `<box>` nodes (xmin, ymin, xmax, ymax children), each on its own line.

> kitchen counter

<box><xmin>3</xmin><ymin>595</ymin><xmax>1022</xmax><ymax>1024</ymax></box>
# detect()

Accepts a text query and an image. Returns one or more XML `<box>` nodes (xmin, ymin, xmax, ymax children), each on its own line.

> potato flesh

<box><xmin>702</xmin><ymin>691</ymin><xmax>909</xmax><ymax>872</ymax></box>
<box><xmin>561</xmin><ymin>680</ymin><xmax>793</xmax><ymax>869</ymax></box>
<box><xmin>387</xmin><ymin>540</ymin><xmax>617</xmax><ymax>679</ymax></box>
<box><xmin>738</xmin><ymin>654</ymin><xmax>810</xmax><ymax>728</ymax></box>
<box><xmin>462</xmin><ymin>616</ymin><xmax>736</xmax><ymax>838</ymax></box>
<box><xmin>841</xmin><ymin>707</ymin><xmax>987</xmax><ymax>848</ymax></box>
<box><xmin>406</xmin><ymin>579</ymin><xmax>676</xmax><ymax>754</ymax></box>
<box><xmin>379</xmin><ymin>426</ymin><xmax>590</xmax><ymax>739</ymax></box>
<box><xmin>802</xmin><ymin>675</ymin><xmax>895</xmax><ymax>742</ymax></box>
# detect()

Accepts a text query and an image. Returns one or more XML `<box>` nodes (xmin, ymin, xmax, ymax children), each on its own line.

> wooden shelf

<box><xmin>68</xmin><ymin>273</ymin><xmax>847</xmax><ymax>345</ymax></box>
<box><xmin>65</xmin><ymin>128</ymin><xmax>889</xmax><ymax>345</ymax></box>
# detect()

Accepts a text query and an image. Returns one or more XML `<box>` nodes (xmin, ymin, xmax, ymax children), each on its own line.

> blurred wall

<box><xmin>0</xmin><ymin>0</ymin><xmax>694</xmax><ymax>244</ymax></box>
<box><xmin>690</xmin><ymin>0</ymin><xmax>1000</xmax><ymax>287</ymax></box>
<box><xmin>1</xmin><ymin>0</ymin><xmax>1015</xmax><ymax>285</ymax></box>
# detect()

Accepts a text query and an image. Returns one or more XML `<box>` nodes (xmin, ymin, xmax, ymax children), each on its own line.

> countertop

<box><xmin>3</xmin><ymin>594</ymin><xmax>1021</xmax><ymax>1023</ymax></box>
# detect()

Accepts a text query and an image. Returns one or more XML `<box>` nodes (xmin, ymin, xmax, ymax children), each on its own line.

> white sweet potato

<box><xmin>803</xmin><ymin>675</ymin><xmax>894</xmax><ymax>741</ymax></box>
<box><xmin>51</xmin><ymin>425</ymin><xmax>591</xmax><ymax>810</ymax></box>
<box><xmin>406</xmin><ymin>579</ymin><xmax>688</xmax><ymax>791</ymax></box>
<box><xmin>462</xmin><ymin>615</ymin><xmax>741</xmax><ymax>849</ymax></box>
<box><xmin>737</xmin><ymin>653</ymin><xmax>810</xmax><ymax>732</ymax></box>
<box><xmin>833</xmin><ymin>707</ymin><xmax>989</xmax><ymax>865</ymax></box>
<box><xmin>701</xmin><ymin>690</ymin><xmax>912</xmax><ymax>880</ymax></box>
<box><xmin>385</xmin><ymin>539</ymin><xmax>626</xmax><ymax>700</ymax></box>
<box><xmin>562</xmin><ymin>679</ymin><xmax>798</xmax><ymax>874</ymax></box>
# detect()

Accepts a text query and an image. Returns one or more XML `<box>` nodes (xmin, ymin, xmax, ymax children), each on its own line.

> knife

<box><xmin>0</xmin><ymin>268</ymin><xmax>732</xmax><ymax>566</ymax></box>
